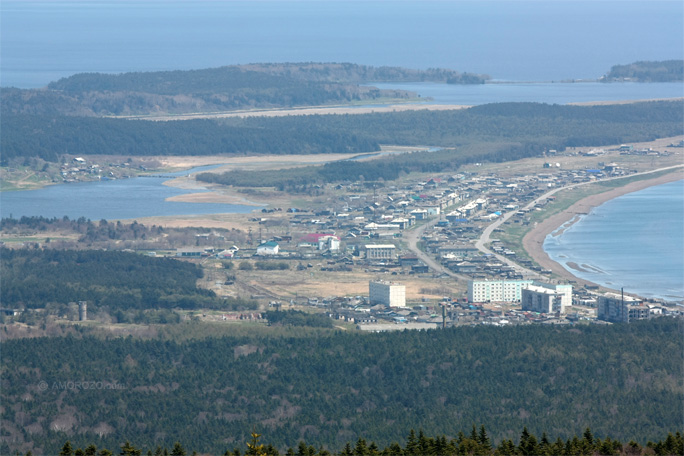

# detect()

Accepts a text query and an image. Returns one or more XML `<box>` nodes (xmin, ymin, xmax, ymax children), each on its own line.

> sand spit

<box><xmin>120</xmin><ymin>104</ymin><xmax>471</xmax><ymax>121</ymax></box>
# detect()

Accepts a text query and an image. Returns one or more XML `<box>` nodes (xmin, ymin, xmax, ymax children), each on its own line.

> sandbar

<box><xmin>126</xmin><ymin>104</ymin><xmax>471</xmax><ymax>121</ymax></box>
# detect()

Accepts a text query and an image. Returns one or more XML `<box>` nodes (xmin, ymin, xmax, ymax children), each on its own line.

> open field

<box><xmin>231</xmin><ymin>267</ymin><xmax>459</xmax><ymax>303</ymax></box>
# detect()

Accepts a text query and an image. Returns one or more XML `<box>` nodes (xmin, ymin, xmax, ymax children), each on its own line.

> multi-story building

<box><xmin>369</xmin><ymin>281</ymin><xmax>406</xmax><ymax>307</ymax></box>
<box><xmin>365</xmin><ymin>244</ymin><xmax>396</xmax><ymax>261</ymax></box>
<box><xmin>521</xmin><ymin>285</ymin><xmax>567</xmax><ymax>314</ymax></box>
<box><xmin>525</xmin><ymin>282</ymin><xmax>573</xmax><ymax>309</ymax></box>
<box><xmin>597</xmin><ymin>293</ymin><xmax>648</xmax><ymax>323</ymax></box>
<box><xmin>468</xmin><ymin>280</ymin><xmax>533</xmax><ymax>303</ymax></box>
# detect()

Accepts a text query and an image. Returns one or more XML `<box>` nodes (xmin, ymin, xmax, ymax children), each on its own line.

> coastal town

<box><xmin>6</xmin><ymin>136</ymin><xmax>681</xmax><ymax>331</ymax></box>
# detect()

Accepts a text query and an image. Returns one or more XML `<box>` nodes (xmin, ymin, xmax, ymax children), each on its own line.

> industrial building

<box><xmin>369</xmin><ymin>280</ymin><xmax>406</xmax><ymax>307</ymax></box>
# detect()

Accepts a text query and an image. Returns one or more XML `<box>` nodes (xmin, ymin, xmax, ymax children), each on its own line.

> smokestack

<box><xmin>78</xmin><ymin>301</ymin><xmax>87</xmax><ymax>321</ymax></box>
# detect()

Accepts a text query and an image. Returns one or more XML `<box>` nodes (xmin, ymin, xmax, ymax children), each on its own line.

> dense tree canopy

<box><xmin>0</xmin><ymin>247</ymin><xmax>255</xmax><ymax>312</ymax></box>
<box><xmin>198</xmin><ymin>101</ymin><xmax>684</xmax><ymax>189</ymax></box>
<box><xmin>2</xmin><ymin>318</ymin><xmax>681</xmax><ymax>454</ymax></box>
<box><xmin>3</xmin><ymin>100</ymin><xmax>680</xmax><ymax>167</ymax></box>
<box><xmin>603</xmin><ymin>60</ymin><xmax>684</xmax><ymax>82</ymax></box>
<box><xmin>1</xmin><ymin>63</ymin><xmax>488</xmax><ymax>117</ymax></box>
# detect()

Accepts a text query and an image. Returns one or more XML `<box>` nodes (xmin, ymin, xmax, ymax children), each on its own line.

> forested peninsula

<box><xmin>0</xmin><ymin>63</ymin><xmax>488</xmax><ymax>117</ymax></box>
<box><xmin>602</xmin><ymin>60</ymin><xmax>684</xmax><ymax>82</ymax></box>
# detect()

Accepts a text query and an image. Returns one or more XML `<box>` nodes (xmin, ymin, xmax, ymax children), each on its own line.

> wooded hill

<box><xmin>0</xmin><ymin>63</ymin><xmax>488</xmax><ymax>117</ymax></box>
<box><xmin>602</xmin><ymin>60</ymin><xmax>684</xmax><ymax>82</ymax></box>
<box><xmin>2</xmin><ymin>100</ymin><xmax>681</xmax><ymax>167</ymax></box>
<box><xmin>2</xmin><ymin>318</ymin><xmax>681</xmax><ymax>455</ymax></box>
<box><xmin>0</xmin><ymin>247</ymin><xmax>257</xmax><ymax>318</ymax></box>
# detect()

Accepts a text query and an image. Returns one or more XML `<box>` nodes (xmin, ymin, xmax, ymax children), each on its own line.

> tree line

<box><xmin>0</xmin><ymin>114</ymin><xmax>380</xmax><ymax>164</ymax></box>
<box><xmin>0</xmin><ymin>216</ymin><xmax>250</xmax><ymax>251</ymax></box>
<box><xmin>45</xmin><ymin>427</ymin><xmax>684</xmax><ymax>456</ymax></box>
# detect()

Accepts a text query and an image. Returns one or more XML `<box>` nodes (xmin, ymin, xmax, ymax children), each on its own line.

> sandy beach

<box><xmin>522</xmin><ymin>168</ymin><xmax>684</xmax><ymax>289</ymax></box>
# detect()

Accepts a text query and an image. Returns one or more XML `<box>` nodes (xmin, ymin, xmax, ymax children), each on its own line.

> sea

<box><xmin>1</xmin><ymin>0</ymin><xmax>683</xmax><ymax>300</ymax></box>
<box><xmin>1</xmin><ymin>1</ymin><xmax>683</xmax><ymax>88</ymax></box>
<box><xmin>544</xmin><ymin>180</ymin><xmax>684</xmax><ymax>303</ymax></box>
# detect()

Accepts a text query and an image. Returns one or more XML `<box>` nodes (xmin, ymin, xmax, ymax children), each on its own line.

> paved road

<box><xmin>403</xmin><ymin>217</ymin><xmax>468</xmax><ymax>280</ymax></box>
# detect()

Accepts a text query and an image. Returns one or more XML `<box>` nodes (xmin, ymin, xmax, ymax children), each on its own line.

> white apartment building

<box><xmin>521</xmin><ymin>285</ymin><xmax>567</xmax><ymax>314</ymax></box>
<box><xmin>369</xmin><ymin>281</ymin><xmax>406</xmax><ymax>307</ymax></box>
<box><xmin>468</xmin><ymin>280</ymin><xmax>533</xmax><ymax>303</ymax></box>
<box><xmin>525</xmin><ymin>282</ymin><xmax>573</xmax><ymax>309</ymax></box>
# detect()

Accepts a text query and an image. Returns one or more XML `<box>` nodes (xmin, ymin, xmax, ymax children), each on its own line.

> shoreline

<box><xmin>522</xmin><ymin>169</ymin><xmax>684</xmax><ymax>296</ymax></box>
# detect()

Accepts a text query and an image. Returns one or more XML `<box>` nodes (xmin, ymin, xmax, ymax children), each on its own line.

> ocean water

<box><xmin>1</xmin><ymin>1</ymin><xmax>683</xmax><ymax>88</ymax></box>
<box><xmin>544</xmin><ymin>180</ymin><xmax>684</xmax><ymax>302</ymax></box>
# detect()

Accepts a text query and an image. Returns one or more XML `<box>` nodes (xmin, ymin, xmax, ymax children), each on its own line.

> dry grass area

<box><xmin>460</xmin><ymin>135</ymin><xmax>684</xmax><ymax>178</ymax></box>
<box><xmin>133</xmin><ymin>212</ymin><xmax>261</xmax><ymax>232</ymax></box>
<box><xmin>234</xmin><ymin>268</ymin><xmax>462</xmax><ymax>302</ymax></box>
<box><xmin>158</xmin><ymin>145</ymin><xmax>427</xmax><ymax>171</ymax></box>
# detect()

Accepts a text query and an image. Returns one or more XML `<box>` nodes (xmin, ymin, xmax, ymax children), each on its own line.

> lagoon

<box><xmin>0</xmin><ymin>166</ymin><xmax>259</xmax><ymax>221</ymax></box>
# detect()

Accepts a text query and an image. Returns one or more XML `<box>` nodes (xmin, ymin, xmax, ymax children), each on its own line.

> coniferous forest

<box><xmin>0</xmin><ymin>247</ymin><xmax>257</xmax><ymax>316</ymax></box>
<box><xmin>2</xmin><ymin>318</ymin><xmax>681</xmax><ymax>455</ymax></box>
<box><xmin>2</xmin><ymin>100</ymin><xmax>681</xmax><ymax>167</ymax></box>
<box><xmin>47</xmin><ymin>427</ymin><xmax>684</xmax><ymax>456</ymax></box>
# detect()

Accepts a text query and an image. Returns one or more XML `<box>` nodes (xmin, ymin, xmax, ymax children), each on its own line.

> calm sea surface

<box><xmin>544</xmin><ymin>180</ymin><xmax>684</xmax><ymax>302</ymax></box>
<box><xmin>2</xmin><ymin>1</ymin><xmax>682</xmax><ymax>88</ymax></box>
<box><xmin>372</xmin><ymin>81</ymin><xmax>684</xmax><ymax>106</ymax></box>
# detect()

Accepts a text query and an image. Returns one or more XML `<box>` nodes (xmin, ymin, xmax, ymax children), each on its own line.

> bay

<box><xmin>544</xmin><ymin>180</ymin><xmax>684</xmax><ymax>303</ymax></box>
<box><xmin>0</xmin><ymin>166</ymin><xmax>259</xmax><ymax>221</ymax></box>
<box><xmin>372</xmin><ymin>81</ymin><xmax>684</xmax><ymax>106</ymax></box>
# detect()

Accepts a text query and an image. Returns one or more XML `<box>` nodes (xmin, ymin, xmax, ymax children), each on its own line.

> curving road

<box><xmin>403</xmin><ymin>218</ymin><xmax>468</xmax><ymax>280</ymax></box>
